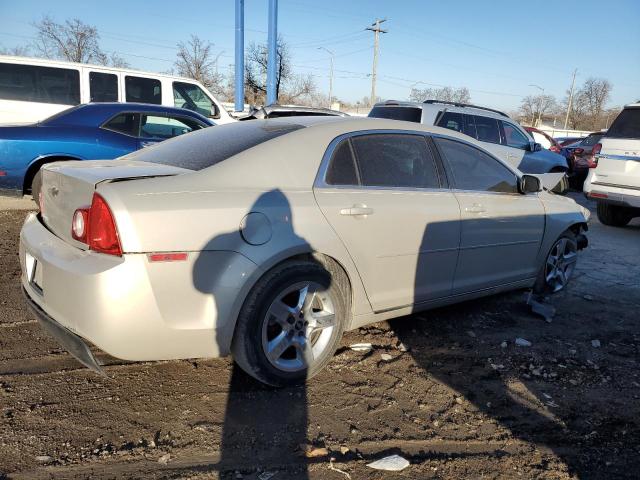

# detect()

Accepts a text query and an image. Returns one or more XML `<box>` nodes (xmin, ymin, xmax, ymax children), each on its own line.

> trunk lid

<box><xmin>40</xmin><ymin>159</ymin><xmax>189</xmax><ymax>247</ymax></box>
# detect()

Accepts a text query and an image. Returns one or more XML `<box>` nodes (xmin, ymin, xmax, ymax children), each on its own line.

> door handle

<box><xmin>340</xmin><ymin>205</ymin><xmax>374</xmax><ymax>216</ymax></box>
<box><xmin>465</xmin><ymin>203</ymin><xmax>486</xmax><ymax>214</ymax></box>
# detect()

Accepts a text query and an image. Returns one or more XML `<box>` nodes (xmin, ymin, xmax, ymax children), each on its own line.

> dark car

<box><xmin>0</xmin><ymin>102</ymin><xmax>214</xmax><ymax>199</ymax></box>
<box><xmin>565</xmin><ymin>132</ymin><xmax>606</xmax><ymax>189</ymax></box>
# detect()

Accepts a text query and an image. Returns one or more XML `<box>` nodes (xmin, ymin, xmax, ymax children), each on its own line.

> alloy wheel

<box><xmin>545</xmin><ymin>237</ymin><xmax>577</xmax><ymax>292</ymax></box>
<box><xmin>261</xmin><ymin>281</ymin><xmax>336</xmax><ymax>372</ymax></box>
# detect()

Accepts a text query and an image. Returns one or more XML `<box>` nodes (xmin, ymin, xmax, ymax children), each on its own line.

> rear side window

<box><xmin>435</xmin><ymin>137</ymin><xmax>518</xmax><ymax>193</ymax></box>
<box><xmin>368</xmin><ymin>106</ymin><xmax>422</xmax><ymax>123</ymax></box>
<box><xmin>351</xmin><ymin>134</ymin><xmax>440</xmax><ymax>189</ymax></box>
<box><xmin>90</xmin><ymin>72</ymin><xmax>118</xmax><ymax>102</ymax></box>
<box><xmin>125</xmin><ymin>76</ymin><xmax>162</xmax><ymax>104</ymax></box>
<box><xmin>436</xmin><ymin>111</ymin><xmax>464</xmax><ymax>133</ymax></box>
<box><xmin>140</xmin><ymin>114</ymin><xmax>206</xmax><ymax>139</ymax></box>
<box><xmin>0</xmin><ymin>62</ymin><xmax>80</xmax><ymax>105</ymax></box>
<box><xmin>606</xmin><ymin>108</ymin><xmax>640</xmax><ymax>139</ymax></box>
<box><xmin>173</xmin><ymin>82</ymin><xmax>216</xmax><ymax>117</ymax></box>
<box><xmin>581</xmin><ymin>134</ymin><xmax>603</xmax><ymax>146</ymax></box>
<box><xmin>326</xmin><ymin>140</ymin><xmax>358</xmax><ymax>185</ymax></box>
<box><xmin>102</xmin><ymin>113</ymin><xmax>140</xmax><ymax>136</ymax></box>
<box><xmin>126</xmin><ymin>121</ymin><xmax>304</xmax><ymax>171</ymax></box>
<box><xmin>473</xmin><ymin>115</ymin><xmax>501</xmax><ymax>144</ymax></box>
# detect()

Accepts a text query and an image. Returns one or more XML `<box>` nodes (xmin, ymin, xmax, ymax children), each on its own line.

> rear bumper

<box><xmin>23</xmin><ymin>287</ymin><xmax>105</xmax><ymax>375</ymax></box>
<box><xmin>20</xmin><ymin>212</ymin><xmax>259</xmax><ymax>362</ymax></box>
<box><xmin>584</xmin><ymin>181</ymin><xmax>640</xmax><ymax>209</ymax></box>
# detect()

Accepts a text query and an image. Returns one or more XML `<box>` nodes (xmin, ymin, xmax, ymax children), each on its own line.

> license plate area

<box><xmin>25</xmin><ymin>252</ymin><xmax>44</xmax><ymax>295</ymax></box>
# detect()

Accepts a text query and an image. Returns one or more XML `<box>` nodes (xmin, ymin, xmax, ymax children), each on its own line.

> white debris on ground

<box><xmin>367</xmin><ymin>454</ymin><xmax>410</xmax><ymax>471</ymax></box>
<box><xmin>515</xmin><ymin>337</ymin><xmax>532</xmax><ymax>347</ymax></box>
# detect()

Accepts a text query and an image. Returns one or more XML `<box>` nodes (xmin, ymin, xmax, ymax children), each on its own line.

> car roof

<box><xmin>42</xmin><ymin>102</ymin><xmax>213</xmax><ymax>127</ymax></box>
<box><xmin>372</xmin><ymin>100</ymin><xmax>510</xmax><ymax>120</ymax></box>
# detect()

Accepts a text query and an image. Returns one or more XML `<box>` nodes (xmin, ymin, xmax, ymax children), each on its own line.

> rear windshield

<box><xmin>368</xmin><ymin>106</ymin><xmax>422</xmax><ymax>123</ymax></box>
<box><xmin>124</xmin><ymin>121</ymin><xmax>304</xmax><ymax>171</ymax></box>
<box><xmin>607</xmin><ymin>108</ymin><xmax>640</xmax><ymax>139</ymax></box>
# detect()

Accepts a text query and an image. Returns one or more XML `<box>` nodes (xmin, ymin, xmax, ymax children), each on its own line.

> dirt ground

<box><xmin>1</xmin><ymin>194</ymin><xmax>639</xmax><ymax>479</ymax></box>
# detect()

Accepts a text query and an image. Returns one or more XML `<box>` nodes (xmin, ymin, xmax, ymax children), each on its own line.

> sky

<box><xmin>0</xmin><ymin>0</ymin><xmax>638</xmax><ymax>112</ymax></box>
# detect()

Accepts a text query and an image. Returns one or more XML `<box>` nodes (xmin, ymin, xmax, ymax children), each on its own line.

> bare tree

<box><xmin>175</xmin><ymin>35</ymin><xmax>225</xmax><ymax>96</ymax></box>
<box><xmin>32</xmin><ymin>16</ymin><xmax>128</xmax><ymax>67</ymax></box>
<box><xmin>0</xmin><ymin>44</ymin><xmax>31</xmax><ymax>56</ymax></box>
<box><xmin>409</xmin><ymin>86</ymin><xmax>471</xmax><ymax>103</ymax></box>
<box><xmin>519</xmin><ymin>94</ymin><xmax>556</xmax><ymax>126</ymax></box>
<box><xmin>245</xmin><ymin>37</ymin><xmax>315</xmax><ymax>105</ymax></box>
<box><xmin>563</xmin><ymin>77</ymin><xmax>613</xmax><ymax>130</ymax></box>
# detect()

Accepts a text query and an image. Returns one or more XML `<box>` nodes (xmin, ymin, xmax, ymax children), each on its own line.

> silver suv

<box><xmin>369</xmin><ymin>100</ymin><xmax>569</xmax><ymax>175</ymax></box>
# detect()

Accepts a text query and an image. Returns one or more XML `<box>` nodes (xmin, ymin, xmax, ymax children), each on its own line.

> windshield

<box><xmin>124</xmin><ymin>120</ymin><xmax>305</xmax><ymax>171</ymax></box>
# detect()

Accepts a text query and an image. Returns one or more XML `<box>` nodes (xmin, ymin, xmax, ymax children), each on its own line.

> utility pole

<box><xmin>266</xmin><ymin>0</ymin><xmax>278</xmax><ymax>105</ymax></box>
<box><xmin>234</xmin><ymin>0</ymin><xmax>244</xmax><ymax>112</ymax></box>
<box><xmin>366</xmin><ymin>18</ymin><xmax>387</xmax><ymax>107</ymax></box>
<box><xmin>317</xmin><ymin>47</ymin><xmax>334</xmax><ymax>108</ymax></box>
<box><xmin>564</xmin><ymin>68</ymin><xmax>577</xmax><ymax>130</ymax></box>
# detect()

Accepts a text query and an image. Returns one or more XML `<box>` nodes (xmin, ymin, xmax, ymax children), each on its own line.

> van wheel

<box><xmin>31</xmin><ymin>170</ymin><xmax>42</xmax><ymax>207</ymax></box>
<box><xmin>232</xmin><ymin>259</ymin><xmax>348</xmax><ymax>387</ymax></box>
<box><xmin>534</xmin><ymin>230</ymin><xmax>578</xmax><ymax>294</ymax></box>
<box><xmin>597</xmin><ymin>202</ymin><xmax>632</xmax><ymax>227</ymax></box>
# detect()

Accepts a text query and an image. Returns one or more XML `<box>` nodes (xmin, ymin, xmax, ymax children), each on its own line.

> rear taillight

<box><xmin>589</xmin><ymin>143</ymin><xmax>602</xmax><ymax>169</ymax></box>
<box><xmin>71</xmin><ymin>207</ymin><xmax>89</xmax><ymax>243</ymax></box>
<box><xmin>71</xmin><ymin>193</ymin><xmax>122</xmax><ymax>256</ymax></box>
<box><xmin>592</xmin><ymin>143</ymin><xmax>602</xmax><ymax>155</ymax></box>
<box><xmin>550</xmin><ymin>145</ymin><xmax>560</xmax><ymax>153</ymax></box>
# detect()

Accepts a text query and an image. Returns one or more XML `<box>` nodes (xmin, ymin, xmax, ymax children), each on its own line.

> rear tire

<box><xmin>31</xmin><ymin>169</ymin><xmax>42</xmax><ymax>207</ymax></box>
<box><xmin>231</xmin><ymin>259</ymin><xmax>348</xmax><ymax>387</ymax></box>
<box><xmin>596</xmin><ymin>202</ymin><xmax>632</xmax><ymax>227</ymax></box>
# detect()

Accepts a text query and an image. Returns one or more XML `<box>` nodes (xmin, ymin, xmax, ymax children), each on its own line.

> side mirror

<box><xmin>520</xmin><ymin>174</ymin><xmax>542</xmax><ymax>194</ymax></box>
<box><xmin>528</xmin><ymin>141</ymin><xmax>542</xmax><ymax>152</ymax></box>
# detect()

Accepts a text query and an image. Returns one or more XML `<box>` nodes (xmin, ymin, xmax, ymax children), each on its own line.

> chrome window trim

<box><xmin>315</xmin><ymin>129</ymin><xmax>524</xmax><ymax>193</ymax></box>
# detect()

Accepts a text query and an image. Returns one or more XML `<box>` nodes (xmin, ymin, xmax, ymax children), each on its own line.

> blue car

<box><xmin>0</xmin><ymin>102</ymin><xmax>214</xmax><ymax>198</ymax></box>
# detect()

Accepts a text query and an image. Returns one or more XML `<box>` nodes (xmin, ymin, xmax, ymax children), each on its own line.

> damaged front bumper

<box><xmin>23</xmin><ymin>287</ymin><xmax>105</xmax><ymax>375</ymax></box>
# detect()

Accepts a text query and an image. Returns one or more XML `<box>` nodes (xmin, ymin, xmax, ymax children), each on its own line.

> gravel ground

<box><xmin>0</xmin><ymin>194</ymin><xmax>639</xmax><ymax>479</ymax></box>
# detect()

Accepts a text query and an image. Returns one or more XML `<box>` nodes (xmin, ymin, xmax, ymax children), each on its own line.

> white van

<box><xmin>0</xmin><ymin>55</ymin><xmax>234</xmax><ymax>124</ymax></box>
<box><xmin>584</xmin><ymin>103</ymin><xmax>640</xmax><ymax>227</ymax></box>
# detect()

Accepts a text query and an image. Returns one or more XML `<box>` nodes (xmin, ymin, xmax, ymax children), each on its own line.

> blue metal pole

<box><xmin>234</xmin><ymin>0</ymin><xmax>244</xmax><ymax>112</ymax></box>
<box><xmin>266</xmin><ymin>0</ymin><xmax>278</xmax><ymax>105</ymax></box>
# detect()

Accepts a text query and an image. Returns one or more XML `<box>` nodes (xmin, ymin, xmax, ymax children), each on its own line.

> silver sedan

<box><xmin>20</xmin><ymin>117</ymin><xmax>590</xmax><ymax>386</ymax></box>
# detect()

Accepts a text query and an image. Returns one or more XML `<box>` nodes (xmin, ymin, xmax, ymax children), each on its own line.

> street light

<box><xmin>529</xmin><ymin>84</ymin><xmax>545</xmax><ymax>127</ymax></box>
<box><xmin>317</xmin><ymin>47</ymin><xmax>334</xmax><ymax>108</ymax></box>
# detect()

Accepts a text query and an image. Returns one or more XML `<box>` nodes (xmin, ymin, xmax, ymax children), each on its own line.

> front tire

<box><xmin>232</xmin><ymin>259</ymin><xmax>348</xmax><ymax>387</ymax></box>
<box><xmin>534</xmin><ymin>230</ymin><xmax>578</xmax><ymax>294</ymax></box>
<box><xmin>596</xmin><ymin>202</ymin><xmax>632</xmax><ymax>227</ymax></box>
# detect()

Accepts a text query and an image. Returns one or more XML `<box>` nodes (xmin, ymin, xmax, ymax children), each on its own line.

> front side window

<box><xmin>140</xmin><ymin>114</ymin><xmax>206</xmax><ymax>139</ymax></box>
<box><xmin>173</xmin><ymin>82</ymin><xmax>216</xmax><ymax>117</ymax></box>
<box><xmin>436</xmin><ymin>111</ymin><xmax>464</xmax><ymax>133</ymax></box>
<box><xmin>326</xmin><ymin>140</ymin><xmax>359</xmax><ymax>185</ymax></box>
<box><xmin>501</xmin><ymin>121</ymin><xmax>530</xmax><ymax>149</ymax></box>
<box><xmin>90</xmin><ymin>72</ymin><xmax>118</xmax><ymax>102</ymax></box>
<box><xmin>102</xmin><ymin>113</ymin><xmax>140</xmax><ymax>136</ymax></box>
<box><xmin>0</xmin><ymin>62</ymin><xmax>80</xmax><ymax>105</ymax></box>
<box><xmin>435</xmin><ymin>137</ymin><xmax>518</xmax><ymax>193</ymax></box>
<box><xmin>125</xmin><ymin>76</ymin><xmax>162</xmax><ymax>104</ymax></box>
<box><xmin>350</xmin><ymin>134</ymin><xmax>440</xmax><ymax>189</ymax></box>
<box><xmin>473</xmin><ymin>115</ymin><xmax>501</xmax><ymax>144</ymax></box>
